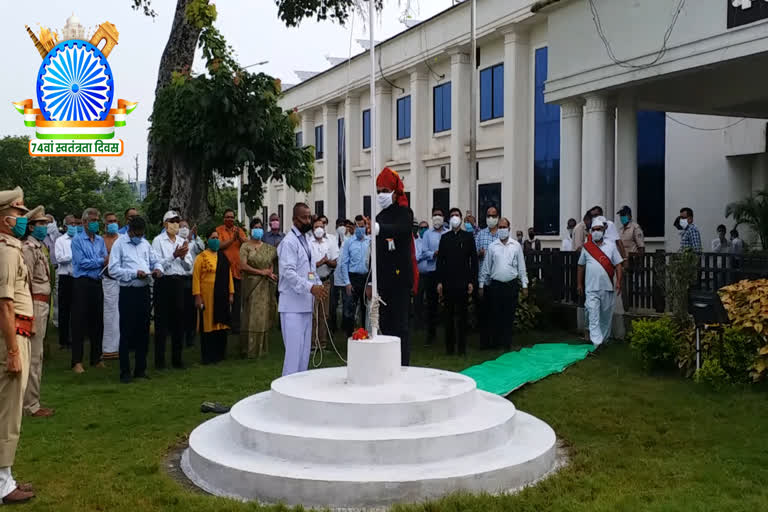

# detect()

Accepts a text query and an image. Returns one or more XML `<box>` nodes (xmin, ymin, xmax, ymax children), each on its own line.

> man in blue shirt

<box><xmin>338</xmin><ymin>215</ymin><xmax>371</xmax><ymax>338</ymax></box>
<box><xmin>117</xmin><ymin>207</ymin><xmax>137</xmax><ymax>235</ymax></box>
<box><xmin>70</xmin><ymin>207</ymin><xmax>108</xmax><ymax>373</ymax></box>
<box><xmin>475</xmin><ymin>205</ymin><xmax>500</xmax><ymax>349</ymax></box>
<box><xmin>415</xmin><ymin>208</ymin><xmax>447</xmax><ymax>343</ymax></box>
<box><xmin>678</xmin><ymin>207</ymin><xmax>702</xmax><ymax>252</ymax></box>
<box><xmin>108</xmin><ymin>216</ymin><xmax>163</xmax><ymax>383</ymax></box>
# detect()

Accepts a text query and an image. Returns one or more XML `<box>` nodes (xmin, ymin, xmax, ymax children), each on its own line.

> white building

<box><xmin>264</xmin><ymin>0</ymin><xmax>768</xmax><ymax>250</ymax></box>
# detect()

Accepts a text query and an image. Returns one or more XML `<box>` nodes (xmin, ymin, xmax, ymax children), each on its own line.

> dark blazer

<box><xmin>375</xmin><ymin>204</ymin><xmax>414</xmax><ymax>291</ymax></box>
<box><xmin>436</xmin><ymin>229</ymin><xmax>478</xmax><ymax>291</ymax></box>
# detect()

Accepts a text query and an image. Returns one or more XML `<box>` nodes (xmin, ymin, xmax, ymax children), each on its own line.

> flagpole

<box><xmin>368</xmin><ymin>0</ymin><xmax>379</xmax><ymax>338</ymax></box>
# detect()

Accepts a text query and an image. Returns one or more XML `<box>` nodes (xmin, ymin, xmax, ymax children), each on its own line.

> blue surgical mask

<box><xmin>418</xmin><ymin>227</ymin><xmax>428</xmax><ymax>238</ymax></box>
<box><xmin>620</xmin><ymin>215</ymin><xmax>629</xmax><ymax>226</ymax></box>
<box><xmin>252</xmin><ymin>228</ymin><xmax>264</xmax><ymax>240</ymax></box>
<box><xmin>106</xmin><ymin>222</ymin><xmax>119</xmax><ymax>234</ymax></box>
<box><xmin>208</xmin><ymin>239</ymin><xmax>220</xmax><ymax>252</ymax></box>
<box><xmin>88</xmin><ymin>221</ymin><xmax>100</xmax><ymax>234</ymax></box>
<box><xmin>67</xmin><ymin>225</ymin><xmax>78</xmax><ymax>237</ymax></box>
<box><xmin>130</xmin><ymin>236</ymin><xmax>143</xmax><ymax>246</ymax></box>
<box><xmin>10</xmin><ymin>216</ymin><xmax>27</xmax><ymax>239</ymax></box>
<box><xmin>465</xmin><ymin>222</ymin><xmax>474</xmax><ymax>233</ymax></box>
<box><xmin>77</xmin><ymin>225</ymin><xmax>84</xmax><ymax>234</ymax></box>
<box><xmin>32</xmin><ymin>225</ymin><xmax>47</xmax><ymax>241</ymax></box>
<box><xmin>498</xmin><ymin>228</ymin><xmax>510</xmax><ymax>240</ymax></box>
<box><xmin>355</xmin><ymin>227</ymin><xmax>366</xmax><ymax>240</ymax></box>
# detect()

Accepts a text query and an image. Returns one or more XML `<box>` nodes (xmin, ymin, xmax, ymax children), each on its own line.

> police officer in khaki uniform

<box><xmin>0</xmin><ymin>187</ymin><xmax>36</xmax><ymax>504</ymax></box>
<box><xmin>617</xmin><ymin>205</ymin><xmax>645</xmax><ymax>256</ymax></box>
<box><xmin>22</xmin><ymin>206</ymin><xmax>55</xmax><ymax>418</ymax></box>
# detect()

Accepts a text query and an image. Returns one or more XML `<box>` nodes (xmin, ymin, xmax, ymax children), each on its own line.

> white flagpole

<box><xmin>369</xmin><ymin>0</ymin><xmax>379</xmax><ymax>337</ymax></box>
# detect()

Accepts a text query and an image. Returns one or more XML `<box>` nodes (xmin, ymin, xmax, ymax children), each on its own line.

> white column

<box><xmin>344</xmin><ymin>95</ymin><xmax>361</xmax><ymax>218</ymax></box>
<box><xmin>560</xmin><ymin>99</ymin><xmax>583</xmax><ymax>233</ymax></box>
<box><xmin>449</xmin><ymin>50</ymin><xmax>471</xmax><ymax>211</ymax></box>
<box><xmin>501</xmin><ymin>27</ymin><xmax>531</xmax><ymax>227</ymax></box>
<box><xmin>298</xmin><ymin>113</ymin><xmax>315</xmax><ymax>209</ymax></box>
<box><xmin>375</xmin><ymin>84</ymin><xmax>392</xmax><ymax>174</ymax></box>
<box><xmin>581</xmin><ymin>94</ymin><xmax>610</xmax><ymax>213</ymax></box>
<box><xmin>605</xmin><ymin>104</ymin><xmax>616</xmax><ymax>217</ymax></box>
<box><xmin>615</xmin><ymin>96</ymin><xmax>638</xmax><ymax>215</ymax></box>
<box><xmin>410</xmin><ymin>70</ymin><xmax>429</xmax><ymax>221</ymax></box>
<box><xmin>323</xmin><ymin>104</ymin><xmax>339</xmax><ymax>222</ymax></box>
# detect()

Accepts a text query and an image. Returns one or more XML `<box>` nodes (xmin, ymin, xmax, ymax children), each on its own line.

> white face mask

<box><xmin>432</xmin><ymin>216</ymin><xmax>444</xmax><ymax>229</ymax></box>
<box><xmin>377</xmin><ymin>192</ymin><xmax>393</xmax><ymax>210</ymax></box>
<box><xmin>314</xmin><ymin>227</ymin><xmax>325</xmax><ymax>239</ymax></box>
<box><xmin>592</xmin><ymin>230</ymin><xmax>604</xmax><ymax>242</ymax></box>
<box><xmin>179</xmin><ymin>227</ymin><xmax>190</xmax><ymax>239</ymax></box>
<box><xmin>498</xmin><ymin>228</ymin><xmax>510</xmax><ymax>240</ymax></box>
<box><xmin>679</xmin><ymin>218</ymin><xmax>689</xmax><ymax>229</ymax></box>
<box><xmin>449</xmin><ymin>216</ymin><xmax>462</xmax><ymax>229</ymax></box>
<box><xmin>486</xmin><ymin>217</ymin><xmax>499</xmax><ymax>229</ymax></box>
<box><xmin>336</xmin><ymin>226</ymin><xmax>346</xmax><ymax>238</ymax></box>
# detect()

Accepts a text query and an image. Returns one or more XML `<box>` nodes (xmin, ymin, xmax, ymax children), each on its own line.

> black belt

<box><xmin>161</xmin><ymin>275</ymin><xmax>186</xmax><ymax>281</ymax></box>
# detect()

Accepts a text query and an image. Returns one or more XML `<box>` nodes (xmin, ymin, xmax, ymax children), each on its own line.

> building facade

<box><xmin>264</xmin><ymin>0</ymin><xmax>768</xmax><ymax>250</ymax></box>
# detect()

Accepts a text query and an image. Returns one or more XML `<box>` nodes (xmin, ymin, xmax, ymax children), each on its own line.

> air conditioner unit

<box><xmin>440</xmin><ymin>164</ymin><xmax>451</xmax><ymax>183</ymax></box>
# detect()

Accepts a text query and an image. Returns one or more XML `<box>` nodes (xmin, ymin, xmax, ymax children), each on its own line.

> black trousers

<box><xmin>154</xmin><ymin>276</ymin><xmax>185</xmax><ymax>368</ymax></box>
<box><xmin>443</xmin><ymin>288</ymin><xmax>469</xmax><ymax>356</ymax></box>
<box><xmin>119</xmin><ymin>286</ymin><xmax>151</xmax><ymax>377</ymax></box>
<box><xmin>58</xmin><ymin>274</ymin><xmax>73</xmax><ymax>347</ymax></box>
<box><xmin>380</xmin><ymin>286</ymin><xmax>411</xmax><ymax>366</ymax></box>
<box><xmin>487</xmin><ymin>280</ymin><xmax>520</xmax><ymax>350</ymax></box>
<box><xmin>329</xmin><ymin>282</ymin><xmax>342</xmax><ymax>331</ymax></box>
<box><xmin>231</xmin><ymin>278</ymin><xmax>242</xmax><ymax>333</ymax></box>
<box><xmin>71</xmin><ymin>277</ymin><xmax>104</xmax><ymax>367</ymax></box>
<box><xmin>183</xmin><ymin>276</ymin><xmax>196</xmax><ymax>346</ymax></box>
<box><xmin>201</xmin><ymin>329</ymin><xmax>227</xmax><ymax>365</ymax></box>
<box><xmin>416</xmin><ymin>272</ymin><xmax>439</xmax><ymax>339</ymax></box>
<box><xmin>343</xmin><ymin>273</ymin><xmax>368</xmax><ymax>337</ymax></box>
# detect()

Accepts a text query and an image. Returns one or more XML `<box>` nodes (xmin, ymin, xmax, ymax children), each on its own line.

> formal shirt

<box><xmin>152</xmin><ymin>231</ymin><xmax>194</xmax><ymax>277</ymax></box>
<box><xmin>572</xmin><ymin>221</ymin><xmax>588</xmax><ymax>251</ymax></box>
<box><xmin>308</xmin><ymin>233</ymin><xmax>339</xmax><ymax>281</ymax></box>
<box><xmin>523</xmin><ymin>237</ymin><xmax>542</xmax><ymax>254</ymax></box>
<box><xmin>263</xmin><ymin>230</ymin><xmax>285</xmax><ymax>248</ymax></box>
<box><xmin>680</xmin><ymin>223</ymin><xmax>702</xmax><ymax>252</ymax></box>
<box><xmin>185</xmin><ymin>235</ymin><xmax>206</xmax><ymax>277</ymax></box>
<box><xmin>578</xmin><ymin>241</ymin><xmax>623</xmax><ymax>292</ymax></box>
<box><xmin>71</xmin><ymin>231</ymin><xmax>108</xmax><ymax>280</ymax></box>
<box><xmin>277</xmin><ymin>227</ymin><xmax>320</xmax><ymax>313</ymax></box>
<box><xmin>475</xmin><ymin>227</ymin><xmax>500</xmax><ymax>262</ymax></box>
<box><xmin>22</xmin><ymin>238</ymin><xmax>51</xmax><ymax>296</ymax></box>
<box><xmin>479</xmin><ymin>239</ymin><xmax>528</xmax><ymax>289</ymax></box>
<box><xmin>108</xmin><ymin>236</ymin><xmax>163</xmax><ymax>287</ymax></box>
<box><xmin>437</xmin><ymin>229</ymin><xmax>479</xmax><ymax>290</ymax></box>
<box><xmin>730</xmin><ymin>237</ymin><xmax>744</xmax><ymax>255</ymax></box>
<box><xmin>620</xmin><ymin>221</ymin><xmax>646</xmax><ymax>254</ymax></box>
<box><xmin>216</xmin><ymin>225</ymin><xmax>247</xmax><ymax>280</ymax></box>
<box><xmin>338</xmin><ymin>235</ymin><xmax>370</xmax><ymax>286</ymax></box>
<box><xmin>561</xmin><ymin>238</ymin><xmax>573</xmax><ymax>252</ymax></box>
<box><xmin>118</xmin><ymin>225</ymin><xmax>129</xmax><ymax>235</ymax></box>
<box><xmin>711</xmin><ymin>237</ymin><xmax>730</xmax><ymax>253</ymax></box>
<box><xmin>417</xmin><ymin>227</ymin><xmax>444</xmax><ymax>274</ymax></box>
<box><xmin>0</xmin><ymin>233</ymin><xmax>33</xmax><ymax>318</ymax></box>
<box><xmin>54</xmin><ymin>233</ymin><xmax>74</xmax><ymax>276</ymax></box>
<box><xmin>43</xmin><ymin>226</ymin><xmax>60</xmax><ymax>266</ymax></box>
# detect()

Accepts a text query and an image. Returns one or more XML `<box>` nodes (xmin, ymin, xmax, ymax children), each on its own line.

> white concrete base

<box><xmin>347</xmin><ymin>336</ymin><xmax>401</xmax><ymax>385</ymax></box>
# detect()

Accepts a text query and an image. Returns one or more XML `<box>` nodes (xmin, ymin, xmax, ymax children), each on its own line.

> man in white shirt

<box><xmin>577</xmin><ymin>216</ymin><xmax>624</xmax><ymax>347</ymax></box>
<box><xmin>151</xmin><ymin>211</ymin><xmax>193</xmax><ymax>369</ymax></box>
<box><xmin>53</xmin><ymin>215</ymin><xmax>80</xmax><ymax>349</ymax></box>
<box><xmin>108</xmin><ymin>217</ymin><xmax>163</xmax><ymax>383</ymax></box>
<box><xmin>179</xmin><ymin>219</ymin><xmax>204</xmax><ymax>347</ymax></box>
<box><xmin>561</xmin><ymin>218</ymin><xmax>577</xmax><ymax>251</ymax></box>
<box><xmin>478</xmin><ymin>218</ymin><xmax>528</xmax><ymax>350</ymax></box>
<box><xmin>308</xmin><ymin>217</ymin><xmax>339</xmax><ymax>350</ymax></box>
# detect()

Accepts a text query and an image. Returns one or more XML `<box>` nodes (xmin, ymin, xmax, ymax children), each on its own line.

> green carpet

<box><xmin>461</xmin><ymin>343</ymin><xmax>595</xmax><ymax>395</ymax></box>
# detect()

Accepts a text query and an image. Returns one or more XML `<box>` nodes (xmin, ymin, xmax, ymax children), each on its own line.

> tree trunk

<box><xmin>146</xmin><ymin>0</ymin><xmax>203</xmax><ymax>213</ymax></box>
<box><xmin>170</xmin><ymin>156</ymin><xmax>211</xmax><ymax>225</ymax></box>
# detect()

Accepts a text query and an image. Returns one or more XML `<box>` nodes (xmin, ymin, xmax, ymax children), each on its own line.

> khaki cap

<box><xmin>26</xmin><ymin>205</ymin><xmax>47</xmax><ymax>222</ymax></box>
<box><xmin>0</xmin><ymin>187</ymin><xmax>28</xmax><ymax>213</ymax></box>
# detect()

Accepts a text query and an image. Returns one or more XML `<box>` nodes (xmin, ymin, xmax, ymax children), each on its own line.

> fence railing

<box><xmin>523</xmin><ymin>249</ymin><xmax>768</xmax><ymax>313</ymax></box>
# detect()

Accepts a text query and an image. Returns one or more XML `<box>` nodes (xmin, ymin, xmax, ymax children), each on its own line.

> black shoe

<box><xmin>134</xmin><ymin>373</ymin><xmax>151</xmax><ymax>380</ymax></box>
<box><xmin>120</xmin><ymin>373</ymin><xmax>132</xmax><ymax>383</ymax></box>
<box><xmin>201</xmin><ymin>402</ymin><xmax>230</xmax><ymax>414</ymax></box>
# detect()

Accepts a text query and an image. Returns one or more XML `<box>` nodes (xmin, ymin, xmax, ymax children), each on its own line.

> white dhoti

<box><xmin>585</xmin><ymin>290</ymin><xmax>615</xmax><ymax>346</ymax></box>
<box><xmin>280</xmin><ymin>312</ymin><xmax>312</xmax><ymax>376</ymax></box>
<box><xmin>102</xmin><ymin>278</ymin><xmax>120</xmax><ymax>356</ymax></box>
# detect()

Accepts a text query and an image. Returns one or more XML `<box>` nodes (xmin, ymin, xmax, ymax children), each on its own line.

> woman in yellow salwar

<box><xmin>239</xmin><ymin>218</ymin><xmax>278</xmax><ymax>358</ymax></box>
<box><xmin>192</xmin><ymin>229</ymin><xmax>234</xmax><ymax>364</ymax></box>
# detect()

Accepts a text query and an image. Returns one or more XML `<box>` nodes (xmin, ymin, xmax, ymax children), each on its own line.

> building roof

<box><xmin>531</xmin><ymin>0</ymin><xmax>562</xmax><ymax>13</ymax></box>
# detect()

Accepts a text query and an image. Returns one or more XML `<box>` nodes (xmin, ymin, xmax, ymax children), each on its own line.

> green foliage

<box><xmin>666</xmin><ymin>249</ymin><xmax>699</xmax><ymax>328</ymax></box>
<box><xmin>725</xmin><ymin>188</ymin><xmax>768</xmax><ymax>250</ymax></box>
<box><xmin>275</xmin><ymin>0</ymin><xmax>384</xmax><ymax>27</ymax></box>
<box><xmin>628</xmin><ymin>316</ymin><xmax>682</xmax><ymax>372</ymax></box>
<box><xmin>694</xmin><ymin>359</ymin><xmax>730</xmax><ymax>389</ymax></box>
<box><xmin>680</xmin><ymin>326</ymin><xmax>762</xmax><ymax>386</ymax></box>
<box><xmin>719</xmin><ymin>278</ymin><xmax>768</xmax><ymax>381</ymax></box>
<box><xmin>514</xmin><ymin>279</ymin><xmax>542</xmax><ymax>332</ymax></box>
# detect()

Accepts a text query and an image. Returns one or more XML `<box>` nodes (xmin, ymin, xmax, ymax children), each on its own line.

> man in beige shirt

<box><xmin>617</xmin><ymin>205</ymin><xmax>645</xmax><ymax>255</ymax></box>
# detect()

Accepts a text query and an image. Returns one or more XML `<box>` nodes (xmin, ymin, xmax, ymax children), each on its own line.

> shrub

<box><xmin>514</xmin><ymin>279</ymin><xmax>542</xmax><ymax>332</ymax></box>
<box><xmin>694</xmin><ymin>359</ymin><xmax>729</xmax><ymax>389</ymax></box>
<box><xmin>628</xmin><ymin>316</ymin><xmax>682</xmax><ymax>372</ymax></box>
<box><xmin>666</xmin><ymin>250</ymin><xmax>699</xmax><ymax>329</ymax></box>
<box><xmin>718</xmin><ymin>278</ymin><xmax>768</xmax><ymax>381</ymax></box>
<box><xmin>680</xmin><ymin>326</ymin><xmax>762</xmax><ymax>385</ymax></box>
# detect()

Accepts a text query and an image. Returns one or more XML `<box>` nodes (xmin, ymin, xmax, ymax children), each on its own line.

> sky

<box><xmin>1</xmin><ymin>0</ymin><xmax>453</xmax><ymax>183</ymax></box>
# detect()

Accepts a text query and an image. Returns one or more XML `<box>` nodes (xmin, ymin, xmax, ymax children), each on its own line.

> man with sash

<box><xmin>577</xmin><ymin>216</ymin><xmax>624</xmax><ymax>347</ymax></box>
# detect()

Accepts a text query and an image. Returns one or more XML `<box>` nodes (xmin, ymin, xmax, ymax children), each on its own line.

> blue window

<box><xmin>314</xmin><ymin>125</ymin><xmax>324</xmax><ymax>160</ymax></box>
<box><xmin>433</xmin><ymin>82</ymin><xmax>452</xmax><ymax>133</ymax></box>
<box><xmin>480</xmin><ymin>64</ymin><xmax>504</xmax><ymax>122</ymax></box>
<box><xmin>397</xmin><ymin>95</ymin><xmax>411</xmax><ymax>140</ymax></box>
<box><xmin>637</xmin><ymin>111</ymin><xmax>666</xmax><ymax>237</ymax></box>
<box><xmin>362</xmin><ymin>109</ymin><xmax>371</xmax><ymax>149</ymax></box>
<box><xmin>533</xmin><ymin>47</ymin><xmax>561</xmax><ymax>236</ymax></box>
<box><xmin>295</xmin><ymin>131</ymin><xmax>303</xmax><ymax>147</ymax></box>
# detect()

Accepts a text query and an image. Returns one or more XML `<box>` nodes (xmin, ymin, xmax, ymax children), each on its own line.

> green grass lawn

<box><xmin>15</xmin><ymin>326</ymin><xmax>768</xmax><ymax>512</ymax></box>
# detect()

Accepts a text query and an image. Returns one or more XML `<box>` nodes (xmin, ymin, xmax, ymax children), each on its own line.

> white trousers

<box><xmin>0</xmin><ymin>466</ymin><xmax>16</xmax><ymax>500</ymax></box>
<box><xmin>585</xmin><ymin>290</ymin><xmax>615</xmax><ymax>346</ymax></box>
<box><xmin>280</xmin><ymin>312</ymin><xmax>312</xmax><ymax>376</ymax></box>
<box><xmin>102</xmin><ymin>279</ymin><xmax>120</xmax><ymax>355</ymax></box>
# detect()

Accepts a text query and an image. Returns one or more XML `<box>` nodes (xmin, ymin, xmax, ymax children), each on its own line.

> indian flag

<box><xmin>35</xmin><ymin>125</ymin><xmax>116</xmax><ymax>140</ymax></box>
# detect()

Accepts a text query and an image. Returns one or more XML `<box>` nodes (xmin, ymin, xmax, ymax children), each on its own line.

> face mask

<box><xmin>486</xmin><ymin>217</ymin><xmax>498</xmax><ymax>229</ymax></box>
<box><xmin>252</xmin><ymin>228</ymin><xmax>264</xmax><ymax>240</ymax></box>
<box><xmin>130</xmin><ymin>236</ymin><xmax>143</xmax><ymax>246</ymax></box>
<box><xmin>77</xmin><ymin>225</ymin><xmax>84</xmax><ymax>234</ymax></box>
<box><xmin>8</xmin><ymin>216</ymin><xmax>27</xmax><ymax>239</ymax></box>
<box><xmin>449</xmin><ymin>216</ymin><xmax>462</xmax><ymax>229</ymax></box>
<box><xmin>432</xmin><ymin>216</ymin><xmax>444</xmax><ymax>229</ymax></box>
<box><xmin>270</xmin><ymin>220</ymin><xmax>280</xmax><ymax>231</ymax></box>
<box><xmin>87</xmin><ymin>221</ymin><xmax>99</xmax><ymax>234</ymax></box>
<box><xmin>106</xmin><ymin>223</ymin><xmax>119</xmax><ymax>234</ymax></box>
<box><xmin>179</xmin><ymin>227</ymin><xmax>190</xmax><ymax>239</ymax></box>
<box><xmin>336</xmin><ymin>226</ymin><xmax>346</xmax><ymax>238</ymax></box>
<box><xmin>679</xmin><ymin>218</ymin><xmax>689</xmax><ymax>229</ymax></box>
<box><xmin>47</xmin><ymin>222</ymin><xmax>58</xmax><ymax>235</ymax></box>
<box><xmin>207</xmin><ymin>239</ymin><xmax>220</xmax><ymax>252</ymax></box>
<box><xmin>298</xmin><ymin>222</ymin><xmax>312</xmax><ymax>234</ymax></box>
<box><xmin>314</xmin><ymin>227</ymin><xmax>325</xmax><ymax>239</ymax></box>
<box><xmin>498</xmin><ymin>228</ymin><xmax>510</xmax><ymax>240</ymax></box>
<box><xmin>67</xmin><ymin>225</ymin><xmax>78</xmax><ymax>237</ymax></box>
<box><xmin>517</xmin><ymin>235</ymin><xmax>523</xmax><ymax>243</ymax></box>
<box><xmin>355</xmin><ymin>226</ymin><xmax>366</xmax><ymax>240</ymax></box>
<box><xmin>592</xmin><ymin>230</ymin><xmax>604</xmax><ymax>242</ymax></box>
<box><xmin>465</xmin><ymin>222</ymin><xmax>474</xmax><ymax>233</ymax></box>
<box><xmin>418</xmin><ymin>227</ymin><xmax>428</xmax><ymax>238</ymax></box>
<box><xmin>166</xmin><ymin>222</ymin><xmax>180</xmax><ymax>236</ymax></box>
<box><xmin>32</xmin><ymin>225</ymin><xmax>47</xmax><ymax>241</ymax></box>
<box><xmin>377</xmin><ymin>192</ymin><xmax>393</xmax><ymax>210</ymax></box>
<box><xmin>619</xmin><ymin>216</ymin><xmax>629</xmax><ymax>226</ymax></box>
<box><xmin>528</xmin><ymin>232</ymin><xmax>535</xmax><ymax>240</ymax></box>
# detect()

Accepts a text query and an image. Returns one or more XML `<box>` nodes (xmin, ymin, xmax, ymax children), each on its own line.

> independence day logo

<box><xmin>13</xmin><ymin>15</ymin><xmax>136</xmax><ymax>157</ymax></box>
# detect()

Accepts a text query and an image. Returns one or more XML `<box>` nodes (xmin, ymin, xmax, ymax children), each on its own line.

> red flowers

<box><xmin>352</xmin><ymin>328</ymin><xmax>370</xmax><ymax>340</ymax></box>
